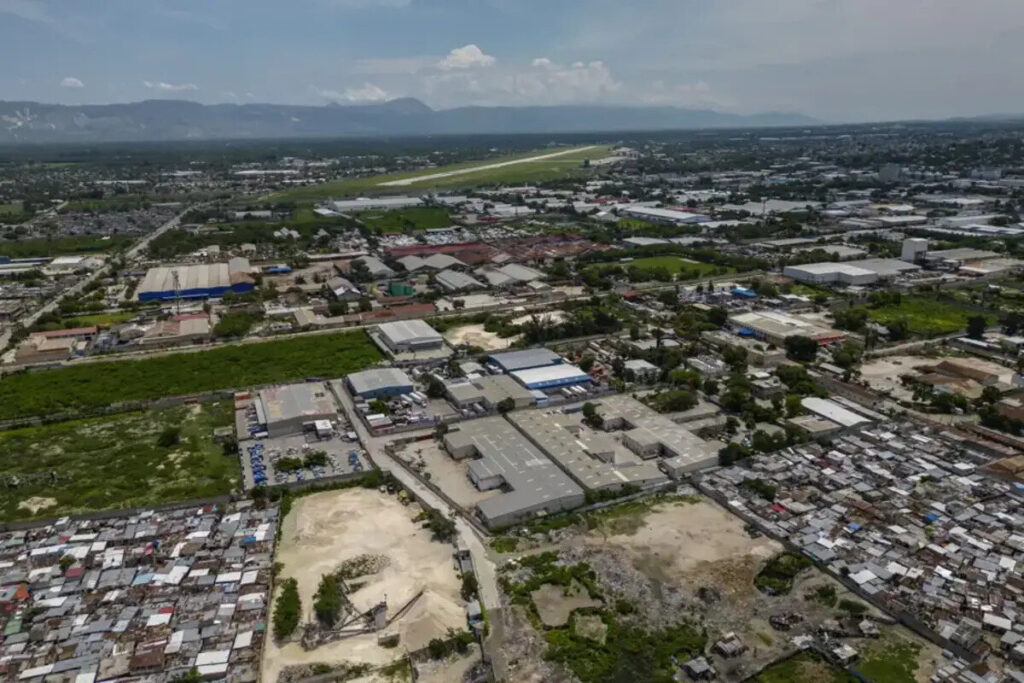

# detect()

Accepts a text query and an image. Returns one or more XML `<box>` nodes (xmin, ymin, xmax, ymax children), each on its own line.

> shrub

<box><xmin>272</xmin><ymin>578</ymin><xmax>301</xmax><ymax>640</ymax></box>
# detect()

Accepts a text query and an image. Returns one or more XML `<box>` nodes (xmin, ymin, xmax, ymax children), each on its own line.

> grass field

<box><xmin>357</xmin><ymin>206</ymin><xmax>452</xmax><ymax>233</ymax></box>
<box><xmin>627</xmin><ymin>256</ymin><xmax>726</xmax><ymax>277</ymax></box>
<box><xmin>63</xmin><ymin>311</ymin><xmax>137</xmax><ymax>328</ymax></box>
<box><xmin>867</xmin><ymin>296</ymin><xmax>993</xmax><ymax>337</ymax></box>
<box><xmin>0</xmin><ymin>402</ymin><xmax>237</xmax><ymax>521</ymax></box>
<box><xmin>855</xmin><ymin>636</ymin><xmax>923</xmax><ymax>683</ymax></box>
<box><xmin>0</xmin><ymin>201</ymin><xmax>24</xmax><ymax>216</ymax></box>
<box><xmin>756</xmin><ymin>651</ymin><xmax>856</xmax><ymax>683</ymax></box>
<box><xmin>0</xmin><ymin>234</ymin><xmax>134</xmax><ymax>258</ymax></box>
<box><xmin>271</xmin><ymin>145</ymin><xmax>612</xmax><ymax>204</ymax></box>
<box><xmin>0</xmin><ymin>330</ymin><xmax>382</xmax><ymax>421</ymax></box>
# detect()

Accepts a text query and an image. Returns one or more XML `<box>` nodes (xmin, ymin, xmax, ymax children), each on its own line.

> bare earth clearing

<box><xmin>262</xmin><ymin>488</ymin><xmax>464</xmax><ymax>683</ymax></box>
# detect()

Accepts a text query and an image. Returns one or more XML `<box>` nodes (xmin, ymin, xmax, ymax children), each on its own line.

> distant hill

<box><xmin>0</xmin><ymin>98</ymin><xmax>822</xmax><ymax>143</ymax></box>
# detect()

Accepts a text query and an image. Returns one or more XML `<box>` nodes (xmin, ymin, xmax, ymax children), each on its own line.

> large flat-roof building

<box><xmin>443</xmin><ymin>417</ymin><xmax>585</xmax><ymax>528</ymax></box>
<box><xmin>446</xmin><ymin>375</ymin><xmax>536</xmax><ymax>410</ymax></box>
<box><xmin>346</xmin><ymin>368</ymin><xmax>414</xmax><ymax>399</ymax></box>
<box><xmin>331</xmin><ymin>196</ymin><xmax>423</xmax><ymax>212</ymax></box>
<box><xmin>594</xmin><ymin>394</ymin><xmax>722</xmax><ymax>478</ymax></box>
<box><xmin>138</xmin><ymin>259</ymin><xmax>254</xmax><ymax>302</ymax></box>
<box><xmin>509</xmin><ymin>409</ymin><xmax>669</xmax><ymax>492</ymax></box>
<box><xmin>376</xmin><ymin>319</ymin><xmax>443</xmax><ymax>353</ymax></box>
<box><xmin>728</xmin><ymin>310</ymin><xmax>845</xmax><ymax>346</ymax></box>
<box><xmin>783</xmin><ymin>258</ymin><xmax>920</xmax><ymax>286</ymax></box>
<box><xmin>255</xmin><ymin>383</ymin><xmax>337</xmax><ymax>437</ymax></box>
<box><xmin>618</xmin><ymin>205</ymin><xmax>710</xmax><ymax>225</ymax></box>
<box><xmin>511</xmin><ymin>364</ymin><xmax>591</xmax><ymax>391</ymax></box>
<box><xmin>488</xmin><ymin>348</ymin><xmax>564</xmax><ymax>373</ymax></box>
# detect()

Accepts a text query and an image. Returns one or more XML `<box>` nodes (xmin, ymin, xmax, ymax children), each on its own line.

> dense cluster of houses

<box><xmin>0</xmin><ymin>501</ymin><xmax>277</xmax><ymax>682</ymax></box>
<box><xmin>702</xmin><ymin>420</ymin><xmax>1024</xmax><ymax>669</ymax></box>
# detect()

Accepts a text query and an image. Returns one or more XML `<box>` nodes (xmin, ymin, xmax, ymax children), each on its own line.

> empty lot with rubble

<box><xmin>262</xmin><ymin>488</ymin><xmax>466</xmax><ymax>683</ymax></box>
<box><xmin>492</xmin><ymin>495</ymin><xmax>921</xmax><ymax>682</ymax></box>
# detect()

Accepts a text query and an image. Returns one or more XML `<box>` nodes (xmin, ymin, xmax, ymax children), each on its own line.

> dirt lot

<box><xmin>531</xmin><ymin>581</ymin><xmax>603</xmax><ymax>627</ymax></box>
<box><xmin>443</xmin><ymin>323</ymin><xmax>518</xmax><ymax>350</ymax></box>
<box><xmin>262</xmin><ymin>488</ymin><xmax>466</xmax><ymax>683</ymax></box>
<box><xmin>859</xmin><ymin>355</ymin><xmax>938</xmax><ymax>401</ymax></box>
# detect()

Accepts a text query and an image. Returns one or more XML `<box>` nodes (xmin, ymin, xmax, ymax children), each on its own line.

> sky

<box><xmin>3</xmin><ymin>0</ymin><xmax>1024</xmax><ymax>122</ymax></box>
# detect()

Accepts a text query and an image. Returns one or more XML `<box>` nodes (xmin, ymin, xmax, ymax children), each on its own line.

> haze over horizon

<box><xmin>3</xmin><ymin>0</ymin><xmax>1024</xmax><ymax>123</ymax></box>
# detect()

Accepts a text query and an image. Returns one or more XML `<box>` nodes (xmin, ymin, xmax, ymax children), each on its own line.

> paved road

<box><xmin>326</xmin><ymin>382</ymin><xmax>505</xmax><ymax>675</ymax></box>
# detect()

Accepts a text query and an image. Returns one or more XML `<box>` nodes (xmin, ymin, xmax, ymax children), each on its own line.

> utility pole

<box><xmin>172</xmin><ymin>269</ymin><xmax>181</xmax><ymax>316</ymax></box>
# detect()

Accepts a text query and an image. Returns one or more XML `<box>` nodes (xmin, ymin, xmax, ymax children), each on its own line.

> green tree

<box><xmin>785</xmin><ymin>394</ymin><xmax>803</xmax><ymax>418</ymax></box>
<box><xmin>966</xmin><ymin>315</ymin><xmax>987</xmax><ymax>340</ymax></box>
<box><xmin>273</xmin><ymin>578</ymin><xmax>301</xmax><ymax>640</ymax></box>
<box><xmin>426</xmin><ymin>376</ymin><xmax>447</xmax><ymax>399</ymax></box>
<box><xmin>784</xmin><ymin>335</ymin><xmax>819</xmax><ymax>362</ymax></box>
<box><xmin>314</xmin><ymin>574</ymin><xmax>343</xmax><ymax>627</ymax></box>
<box><xmin>157</xmin><ymin>426</ymin><xmax>181</xmax><ymax>448</ymax></box>
<box><xmin>172</xmin><ymin>668</ymin><xmax>204</xmax><ymax>683</ymax></box>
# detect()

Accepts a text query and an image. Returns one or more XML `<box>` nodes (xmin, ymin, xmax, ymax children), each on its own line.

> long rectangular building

<box><xmin>443</xmin><ymin>417</ymin><xmax>584</xmax><ymax>528</ymax></box>
<box><xmin>488</xmin><ymin>348</ymin><xmax>563</xmax><ymax>373</ymax></box>
<box><xmin>138</xmin><ymin>260</ymin><xmax>254</xmax><ymax>301</ymax></box>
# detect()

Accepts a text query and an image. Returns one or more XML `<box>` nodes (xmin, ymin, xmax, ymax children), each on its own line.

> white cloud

<box><xmin>421</xmin><ymin>57</ymin><xmax>620</xmax><ymax>106</ymax></box>
<box><xmin>0</xmin><ymin>0</ymin><xmax>53</xmax><ymax>26</ymax></box>
<box><xmin>344</xmin><ymin>82</ymin><xmax>389</xmax><ymax>102</ymax></box>
<box><xmin>314</xmin><ymin>83</ymin><xmax>389</xmax><ymax>102</ymax></box>
<box><xmin>59</xmin><ymin>76</ymin><xmax>84</xmax><ymax>88</ymax></box>
<box><xmin>143</xmin><ymin>80</ymin><xmax>198</xmax><ymax>92</ymax></box>
<box><xmin>438</xmin><ymin>44</ymin><xmax>496</xmax><ymax>70</ymax></box>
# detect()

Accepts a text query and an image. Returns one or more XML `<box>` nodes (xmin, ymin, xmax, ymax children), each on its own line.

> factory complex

<box><xmin>443</xmin><ymin>417</ymin><xmax>586</xmax><ymax>528</ymax></box>
<box><xmin>137</xmin><ymin>259</ymin><xmax>255</xmax><ymax>302</ymax></box>
<box><xmin>727</xmin><ymin>310</ymin><xmax>846</xmax><ymax>346</ymax></box>
<box><xmin>429</xmin><ymin>393</ymin><xmax>722</xmax><ymax>528</ymax></box>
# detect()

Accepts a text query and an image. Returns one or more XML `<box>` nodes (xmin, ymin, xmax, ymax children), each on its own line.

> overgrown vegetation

<box><xmin>314</xmin><ymin>574</ymin><xmax>344</xmax><ymax>626</ymax></box>
<box><xmin>755</xmin><ymin>552</ymin><xmax>812</xmax><ymax>595</ymax></box>
<box><xmin>806</xmin><ymin>584</ymin><xmax>837</xmax><ymax>608</ymax></box>
<box><xmin>273</xmin><ymin>578</ymin><xmax>301</xmax><ymax>640</ymax></box>
<box><xmin>545</xmin><ymin>616</ymin><xmax>706</xmax><ymax>683</ymax></box>
<box><xmin>0</xmin><ymin>330</ymin><xmax>380</xmax><ymax>420</ymax></box>
<box><xmin>756</xmin><ymin>650</ymin><xmax>857</xmax><ymax>683</ymax></box>
<box><xmin>490</xmin><ymin>536</ymin><xmax>519</xmax><ymax>553</ymax></box>
<box><xmin>0</xmin><ymin>402</ymin><xmax>237</xmax><ymax>521</ymax></box>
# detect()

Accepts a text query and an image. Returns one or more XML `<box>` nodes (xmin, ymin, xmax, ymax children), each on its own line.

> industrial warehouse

<box><xmin>376</xmin><ymin>319</ymin><xmax>443</xmax><ymax>353</ymax></box>
<box><xmin>253</xmin><ymin>383</ymin><xmax>338</xmax><ymax>438</ymax></box>
<box><xmin>442</xmin><ymin>417</ymin><xmax>585</xmax><ymax>528</ymax></box>
<box><xmin>137</xmin><ymin>258</ymin><xmax>255</xmax><ymax>301</ymax></box>
<box><xmin>403</xmin><ymin>392</ymin><xmax>725</xmax><ymax>527</ymax></box>
<box><xmin>487</xmin><ymin>347</ymin><xmax>564</xmax><ymax>373</ymax></box>
<box><xmin>346</xmin><ymin>367</ymin><xmax>414</xmax><ymax>399</ymax></box>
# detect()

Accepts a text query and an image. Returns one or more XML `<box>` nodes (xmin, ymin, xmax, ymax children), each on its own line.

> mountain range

<box><xmin>0</xmin><ymin>98</ymin><xmax>821</xmax><ymax>144</ymax></box>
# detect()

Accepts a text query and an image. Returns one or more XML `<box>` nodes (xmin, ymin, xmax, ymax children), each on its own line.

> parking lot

<box><xmin>240</xmin><ymin>432</ymin><xmax>371</xmax><ymax>490</ymax></box>
<box><xmin>392</xmin><ymin>439</ymin><xmax>502</xmax><ymax>509</ymax></box>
